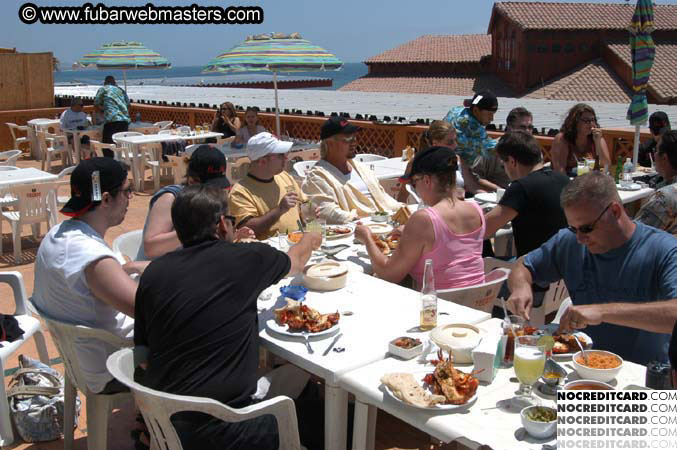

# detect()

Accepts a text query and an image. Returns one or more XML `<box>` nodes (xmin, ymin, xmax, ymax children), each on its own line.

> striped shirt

<box><xmin>94</xmin><ymin>85</ymin><xmax>130</xmax><ymax>124</ymax></box>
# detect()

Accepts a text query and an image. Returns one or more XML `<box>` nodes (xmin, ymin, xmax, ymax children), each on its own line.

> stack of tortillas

<box><xmin>381</xmin><ymin>373</ymin><xmax>445</xmax><ymax>407</ymax></box>
<box><xmin>392</xmin><ymin>206</ymin><xmax>412</xmax><ymax>226</ymax></box>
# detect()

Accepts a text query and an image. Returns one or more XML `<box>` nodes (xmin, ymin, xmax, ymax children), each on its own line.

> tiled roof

<box><xmin>524</xmin><ymin>59</ymin><xmax>632</xmax><ymax>103</ymax></box>
<box><xmin>339</xmin><ymin>75</ymin><xmax>515</xmax><ymax>97</ymax></box>
<box><xmin>605</xmin><ymin>40</ymin><xmax>677</xmax><ymax>103</ymax></box>
<box><xmin>491</xmin><ymin>2</ymin><xmax>677</xmax><ymax>31</ymax></box>
<box><xmin>364</xmin><ymin>35</ymin><xmax>492</xmax><ymax>64</ymax></box>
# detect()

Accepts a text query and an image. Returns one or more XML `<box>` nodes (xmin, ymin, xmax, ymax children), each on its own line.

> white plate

<box><xmin>616</xmin><ymin>183</ymin><xmax>642</xmax><ymax>191</ymax></box>
<box><xmin>325</xmin><ymin>224</ymin><xmax>355</xmax><ymax>240</ymax></box>
<box><xmin>474</xmin><ymin>192</ymin><xmax>498</xmax><ymax>203</ymax></box>
<box><xmin>382</xmin><ymin>370</ymin><xmax>478</xmax><ymax>411</ymax></box>
<box><xmin>366</xmin><ymin>223</ymin><xmax>393</xmax><ymax>236</ymax></box>
<box><xmin>550</xmin><ymin>331</ymin><xmax>594</xmax><ymax>359</ymax></box>
<box><xmin>265</xmin><ymin>318</ymin><xmax>340</xmax><ymax>339</ymax></box>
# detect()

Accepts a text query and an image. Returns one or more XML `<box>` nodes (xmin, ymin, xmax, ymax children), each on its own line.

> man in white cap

<box><xmin>229</xmin><ymin>132</ymin><xmax>305</xmax><ymax>239</ymax></box>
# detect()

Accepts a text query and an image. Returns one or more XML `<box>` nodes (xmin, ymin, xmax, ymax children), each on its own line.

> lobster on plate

<box><xmin>275</xmin><ymin>300</ymin><xmax>340</xmax><ymax>333</ymax></box>
<box><xmin>422</xmin><ymin>350</ymin><xmax>480</xmax><ymax>405</ymax></box>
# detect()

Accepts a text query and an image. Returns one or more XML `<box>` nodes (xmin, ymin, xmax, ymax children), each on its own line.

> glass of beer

<box><xmin>513</xmin><ymin>335</ymin><xmax>546</xmax><ymax>407</ymax></box>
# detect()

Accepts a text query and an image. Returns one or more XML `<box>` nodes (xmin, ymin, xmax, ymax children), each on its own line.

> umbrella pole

<box><xmin>123</xmin><ymin>70</ymin><xmax>128</xmax><ymax>91</ymax></box>
<box><xmin>273</xmin><ymin>71</ymin><xmax>280</xmax><ymax>136</ymax></box>
<box><xmin>633</xmin><ymin>125</ymin><xmax>640</xmax><ymax>166</ymax></box>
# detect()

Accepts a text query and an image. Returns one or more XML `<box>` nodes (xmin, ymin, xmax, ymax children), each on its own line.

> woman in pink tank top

<box><xmin>355</xmin><ymin>146</ymin><xmax>485</xmax><ymax>289</ymax></box>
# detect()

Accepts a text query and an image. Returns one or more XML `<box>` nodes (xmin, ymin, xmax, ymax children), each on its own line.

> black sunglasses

<box><xmin>217</xmin><ymin>214</ymin><xmax>236</xmax><ymax>227</ymax></box>
<box><xmin>567</xmin><ymin>203</ymin><xmax>612</xmax><ymax>234</ymax></box>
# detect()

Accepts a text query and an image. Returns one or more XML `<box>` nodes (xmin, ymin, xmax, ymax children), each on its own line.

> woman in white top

<box><xmin>234</xmin><ymin>107</ymin><xmax>267</xmax><ymax>145</ymax></box>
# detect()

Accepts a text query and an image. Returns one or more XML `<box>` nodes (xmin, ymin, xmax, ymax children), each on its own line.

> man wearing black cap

<box><xmin>302</xmin><ymin>116</ymin><xmax>402</xmax><ymax>223</ymax></box>
<box><xmin>33</xmin><ymin>158</ymin><xmax>146</xmax><ymax>394</ymax></box>
<box><xmin>94</xmin><ymin>75</ymin><xmax>131</xmax><ymax>153</ymax></box>
<box><xmin>443</xmin><ymin>91</ymin><xmax>499</xmax><ymax>193</ymax></box>
<box><xmin>639</xmin><ymin>111</ymin><xmax>671</xmax><ymax>168</ymax></box>
<box><xmin>138</xmin><ymin>145</ymin><xmax>249</xmax><ymax>260</ymax></box>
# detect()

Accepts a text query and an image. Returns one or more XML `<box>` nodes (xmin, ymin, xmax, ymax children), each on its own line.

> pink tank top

<box><xmin>410</xmin><ymin>202</ymin><xmax>486</xmax><ymax>290</ymax></box>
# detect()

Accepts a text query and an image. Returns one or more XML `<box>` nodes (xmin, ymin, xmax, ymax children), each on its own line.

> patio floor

<box><xmin>0</xmin><ymin>157</ymin><xmax>464</xmax><ymax>450</ymax></box>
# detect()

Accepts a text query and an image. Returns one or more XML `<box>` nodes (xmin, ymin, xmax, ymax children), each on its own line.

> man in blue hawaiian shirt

<box><xmin>443</xmin><ymin>91</ymin><xmax>498</xmax><ymax>167</ymax></box>
<box><xmin>94</xmin><ymin>76</ymin><xmax>131</xmax><ymax>156</ymax></box>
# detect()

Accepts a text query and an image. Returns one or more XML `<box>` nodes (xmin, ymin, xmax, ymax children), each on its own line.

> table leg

<box><xmin>352</xmin><ymin>400</ymin><xmax>377</xmax><ymax>450</ymax></box>
<box><xmin>131</xmin><ymin>144</ymin><xmax>143</xmax><ymax>192</ymax></box>
<box><xmin>72</xmin><ymin>133</ymin><xmax>81</xmax><ymax>164</ymax></box>
<box><xmin>325</xmin><ymin>383</ymin><xmax>348</xmax><ymax>450</ymax></box>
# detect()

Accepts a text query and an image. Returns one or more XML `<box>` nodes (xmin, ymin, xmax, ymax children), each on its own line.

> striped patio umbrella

<box><xmin>77</xmin><ymin>41</ymin><xmax>171</xmax><ymax>90</ymax></box>
<box><xmin>202</xmin><ymin>34</ymin><xmax>343</xmax><ymax>134</ymax></box>
<box><xmin>626</xmin><ymin>0</ymin><xmax>655</xmax><ymax>165</ymax></box>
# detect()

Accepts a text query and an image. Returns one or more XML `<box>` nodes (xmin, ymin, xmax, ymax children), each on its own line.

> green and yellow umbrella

<box><xmin>203</xmin><ymin>34</ymin><xmax>343</xmax><ymax>134</ymax></box>
<box><xmin>77</xmin><ymin>41</ymin><xmax>171</xmax><ymax>90</ymax></box>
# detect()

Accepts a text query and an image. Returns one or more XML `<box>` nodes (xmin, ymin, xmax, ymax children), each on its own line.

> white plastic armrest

<box><xmin>0</xmin><ymin>272</ymin><xmax>28</xmax><ymax>316</ymax></box>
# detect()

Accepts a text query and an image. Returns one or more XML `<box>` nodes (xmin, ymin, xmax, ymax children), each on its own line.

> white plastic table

<box><xmin>0</xmin><ymin>168</ymin><xmax>58</xmax><ymax>188</ymax></box>
<box><xmin>258</xmin><ymin>270</ymin><xmax>491</xmax><ymax>450</ymax></box>
<box><xmin>26</xmin><ymin>119</ymin><xmax>60</xmax><ymax>160</ymax></box>
<box><xmin>114</xmin><ymin>131</ymin><xmax>223</xmax><ymax>191</ymax></box>
<box><xmin>340</xmin><ymin>317</ymin><xmax>647</xmax><ymax>450</ymax></box>
<box><xmin>368</xmin><ymin>158</ymin><xmax>408</xmax><ymax>181</ymax></box>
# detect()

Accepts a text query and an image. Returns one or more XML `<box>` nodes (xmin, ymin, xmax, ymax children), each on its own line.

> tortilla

<box><xmin>381</xmin><ymin>373</ymin><xmax>446</xmax><ymax>408</ymax></box>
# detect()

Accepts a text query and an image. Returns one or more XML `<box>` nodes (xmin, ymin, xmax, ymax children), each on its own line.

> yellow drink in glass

<box><xmin>514</xmin><ymin>346</ymin><xmax>546</xmax><ymax>386</ymax></box>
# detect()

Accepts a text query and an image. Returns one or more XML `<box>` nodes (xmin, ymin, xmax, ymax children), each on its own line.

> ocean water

<box><xmin>54</xmin><ymin>62</ymin><xmax>368</xmax><ymax>90</ymax></box>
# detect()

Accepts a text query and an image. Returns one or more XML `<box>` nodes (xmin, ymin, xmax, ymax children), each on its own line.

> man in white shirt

<box><xmin>33</xmin><ymin>158</ymin><xmax>146</xmax><ymax>394</ymax></box>
<box><xmin>59</xmin><ymin>97</ymin><xmax>89</xmax><ymax>130</ymax></box>
<box><xmin>302</xmin><ymin>117</ymin><xmax>402</xmax><ymax>223</ymax></box>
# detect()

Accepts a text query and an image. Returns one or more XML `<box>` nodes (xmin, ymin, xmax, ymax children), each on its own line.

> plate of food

<box><xmin>380</xmin><ymin>351</ymin><xmax>479</xmax><ymax>410</ymax></box>
<box><xmin>616</xmin><ymin>183</ymin><xmax>643</xmax><ymax>191</ymax></box>
<box><xmin>369</xmin><ymin>233</ymin><xmax>399</xmax><ymax>255</ymax></box>
<box><xmin>525</xmin><ymin>326</ymin><xmax>593</xmax><ymax>358</ymax></box>
<box><xmin>325</xmin><ymin>224</ymin><xmax>355</xmax><ymax>239</ymax></box>
<box><xmin>267</xmin><ymin>299</ymin><xmax>340</xmax><ymax>338</ymax></box>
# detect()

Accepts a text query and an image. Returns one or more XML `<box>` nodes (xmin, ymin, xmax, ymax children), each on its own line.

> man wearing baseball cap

<box><xmin>443</xmin><ymin>91</ymin><xmax>499</xmax><ymax>193</ymax></box>
<box><xmin>138</xmin><ymin>145</ymin><xmax>254</xmax><ymax>260</ymax></box>
<box><xmin>302</xmin><ymin>116</ymin><xmax>402</xmax><ymax>224</ymax></box>
<box><xmin>638</xmin><ymin>111</ymin><xmax>671</xmax><ymax>168</ymax></box>
<box><xmin>33</xmin><ymin>158</ymin><xmax>147</xmax><ymax>395</ymax></box>
<box><xmin>229</xmin><ymin>132</ymin><xmax>304</xmax><ymax>239</ymax></box>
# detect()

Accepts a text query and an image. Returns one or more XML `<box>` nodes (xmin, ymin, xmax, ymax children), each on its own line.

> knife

<box><xmin>323</xmin><ymin>332</ymin><xmax>343</xmax><ymax>356</ymax></box>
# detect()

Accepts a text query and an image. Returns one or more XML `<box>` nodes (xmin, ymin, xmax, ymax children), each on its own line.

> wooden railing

<box><xmin>2</xmin><ymin>103</ymin><xmax>652</xmax><ymax>166</ymax></box>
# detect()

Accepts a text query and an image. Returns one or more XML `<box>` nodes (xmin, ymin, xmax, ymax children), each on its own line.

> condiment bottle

<box><xmin>419</xmin><ymin>259</ymin><xmax>437</xmax><ymax>330</ymax></box>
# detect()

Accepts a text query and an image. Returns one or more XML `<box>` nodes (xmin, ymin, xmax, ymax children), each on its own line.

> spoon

<box><xmin>321</xmin><ymin>244</ymin><xmax>349</xmax><ymax>256</ymax></box>
<box><xmin>573</xmin><ymin>335</ymin><xmax>588</xmax><ymax>365</ymax></box>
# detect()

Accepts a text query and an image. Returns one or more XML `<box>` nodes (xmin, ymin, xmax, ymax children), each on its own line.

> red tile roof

<box><xmin>524</xmin><ymin>59</ymin><xmax>632</xmax><ymax>103</ymax></box>
<box><xmin>364</xmin><ymin>35</ymin><xmax>492</xmax><ymax>64</ymax></box>
<box><xmin>605</xmin><ymin>40</ymin><xmax>677</xmax><ymax>103</ymax></box>
<box><xmin>491</xmin><ymin>2</ymin><xmax>677</xmax><ymax>31</ymax></box>
<box><xmin>339</xmin><ymin>75</ymin><xmax>514</xmax><ymax>97</ymax></box>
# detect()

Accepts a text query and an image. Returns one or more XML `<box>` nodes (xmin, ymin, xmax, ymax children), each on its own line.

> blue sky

<box><xmin>3</xmin><ymin>0</ymin><xmax>674</xmax><ymax>66</ymax></box>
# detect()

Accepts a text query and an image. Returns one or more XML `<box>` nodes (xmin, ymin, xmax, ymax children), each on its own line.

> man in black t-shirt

<box><xmin>134</xmin><ymin>184</ymin><xmax>321</xmax><ymax>449</ymax></box>
<box><xmin>484</xmin><ymin>131</ymin><xmax>569</xmax><ymax>257</ymax></box>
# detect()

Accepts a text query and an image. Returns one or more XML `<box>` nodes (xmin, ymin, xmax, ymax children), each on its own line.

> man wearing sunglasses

<box><xmin>134</xmin><ymin>184</ymin><xmax>320</xmax><ymax>449</ymax></box>
<box><xmin>33</xmin><ymin>158</ymin><xmax>148</xmax><ymax>395</ymax></box>
<box><xmin>302</xmin><ymin>116</ymin><xmax>402</xmax><ymax>223</ymax></box>
<box><xmin>507</xmin><ymin>171</ymin><xmax>677</xmax><ymax>365</ymax></box>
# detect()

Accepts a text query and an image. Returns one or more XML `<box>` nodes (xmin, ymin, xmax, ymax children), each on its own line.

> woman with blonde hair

<box><xmin>551</xmin><ymin>103</ymin><xmax>611</xmax><ymax>174</ymax></box>
<box><xmin>356</xmin><ymin>146</ymin><xmax>485</xmax><ymax>288</ymax></box>
<box><xmin>234</xmin><ymin>107</ymin><xmax>267</xmax><ymax>145</ymax></box>
<box><xmin>396</xmin><ymin>120</ymin><xmax>464</xmax><ymax>202</ymax></box>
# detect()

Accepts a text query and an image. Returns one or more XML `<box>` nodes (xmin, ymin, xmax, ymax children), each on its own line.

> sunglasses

<box><xmin>567</xmin><ymin>203</ymin><xmax>612</xmax><ymax>234</ymax></box>
<box><xmin>579</xmin><ymin>117</ymin><xmax>597</xmax><ymax>125</ymax></box>
<box><xmin>218</xmin><ymin>214</ymin><xmax>237</xmax><ymax>227</ymax></box>
<box><xmin>334</xmin><ymin>136</ymin><xmax>356</xmax><ymax>143</ymax></box>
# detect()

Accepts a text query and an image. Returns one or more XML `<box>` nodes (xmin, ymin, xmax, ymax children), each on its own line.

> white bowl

<box><xmin>388</xmin><ymin>336</ymin><xmax>423</xmax><ymax>360</ymax></box>
<box><xmin>370</xmin><ymin>212</ymin><xmax>390</xmax><ymax>223</ymax></box>
<box><xmin>563</xmin><ymin>379</ymin><xmax>615</xmax><ymax>390</ymax></box>
<box><xmin>520</xmin><ymin>406</ymin><xmax>557</xmax><ymax>439</ymax></box>
<box><xmin>571</xmin><ymin>350</ymin><xmax>623</xmax><ymax>383</ymax></box>
<box><xmin>430</xmin><ymin>323</ymin><xmax>483</xmax><ymax>364</ymax></box>
<box><xmin>303</xmin><ymin>261</ymin><xmax>348</xmax><ymax>291</ymax></box>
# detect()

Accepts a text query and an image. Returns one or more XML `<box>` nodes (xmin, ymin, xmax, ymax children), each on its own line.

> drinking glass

<box><xmin>576</xmin><ymin>161</ymin><xmax>588</xmax><ymax>177</ymax></box>
<box><xmin>195</xmin><ymin>125</ymin><xmax>203</xmax><ymax>135</ymax></box>
<box><xmin>502</xmin><ymin>315</ymin><xmax>526</xmax><ymax>367</ymax></box>
<box><xmin>513</xmin><ymin>335</ymin><xmax>546</xmax><ymax>407</ymax></box>
<box><xmin>585</xmin><ymin>158</ymin><xmax>596</xmax><ymax>171</ymax></box>
<box><xmin>277</xmin><ymin>230</ymin><xmax>290</xmax><ymax>252</ymax></box>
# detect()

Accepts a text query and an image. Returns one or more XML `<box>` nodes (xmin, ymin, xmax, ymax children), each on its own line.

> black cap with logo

<box><xmin>463</xmin><ymin>91</ymin><xmax>498</xmax><ymax>112</ymax></box>
<box><xmin>187</xmin><ymin>145</ymin><xmax>231</xmax><ymax>189</ymax></box>
<box><xmin>61</xmin><ymin>158</ymin><xmax>128</xmax><ymax>217</ymax></box>
<box><xmin>320</xmin><ymin>116</ymin><xmax>360</xmax><ymax>140</ymax></box>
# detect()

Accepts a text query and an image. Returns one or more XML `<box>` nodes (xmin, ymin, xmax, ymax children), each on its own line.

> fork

<box><xmin>302</xmin><ymin>331</ymin><xmax>314</xmax><ymax>354</ymax></box>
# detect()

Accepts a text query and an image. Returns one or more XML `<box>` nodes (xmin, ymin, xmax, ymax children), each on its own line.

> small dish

<box><xmin>303</xmin><ymin>261</ymin><xmax>348</xmax><ymax>291</ymax></box>
<box><xmin>370</xmin><ymin>211</ymin><xmax>390</xmax><ymax>223</ymax></box>
<box><xmin>430</xmin><ymin>323</ymin><xmax>483</xmax><ymax>364</ymax></box>
<box><xmin>563</xmin><ymin>379</ymin><xmax>615</xmax><ymax>390</ymax></box>
<box><xmin>388</xmin><ymin>336</ymin><xmax>423</xmax><ymax>360</ymax></box>
<box><xmin>520</xmin><ymin>406</ymin><xmax>557</xmax><ymax>439</ymax></box>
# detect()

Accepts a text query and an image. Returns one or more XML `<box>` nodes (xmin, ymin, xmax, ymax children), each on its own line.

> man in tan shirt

<box><xmin>229</xmin><ymin>132</ymin><xmax>304</xmax><ymax>239</ymax></box>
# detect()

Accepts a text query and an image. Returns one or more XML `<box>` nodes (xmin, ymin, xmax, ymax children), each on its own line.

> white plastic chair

<box><xmin>166</xmin><ymin>154</ymin><xmax>188</xmax><ymax>184</ymax></box>
<box><xmin>293</xmin><ymin>160</ymin><xmax>317</xmax><ymax>178</ymax></box>
<box><xmin>143</xmin><ymin>143</ymin><xmax>173</xmax><ymax>192</ymax></box>
<box><xmin>113</xmin><ymin>132</ymin><xmax>144</xmax><ymax>191</ymax></box>
<box><xmin>36</xmin><ymin>131</ymin><xmax>71</xmax><ymax>172</ymax></box>
<box><xmin>0</xmin><ymin>272</ymin><xmax>50</xmax><ymax>446</ymax></box>
<box><xmin>436</xmin><ymin>268</ymin><xmax>511</xmax><ymax>313</ymax></box>
<box><xmin>112</xmin><ymin>229</ymin><xmax>143</xmax><ymax>262</ymax></box>
<box><xmin>552</xmin><ymin>297</ymin><xmax>573</xmax><ymax>325</ymax></box>
<box><xmin>28</xmin><ymin>300</ymin><xmax>133</xmax><ymax>450</ymax></box>
<box><xmin>227</xmin><ymin>157</ymin><xmax>251</xmax><ymax>185</ymax></box>
<box><xmin>153</xmin><ymin>121</ymin><xmax>173</xmax><ymax>130</ymax></box>
<box><xmin>355</xmin><ymin>154</ymin><xmax>387</xmax><ymax>163</ymax></box>
<box><xmin>1</xmin><ymin>182</ymin><xmax>57</xmax><ymax>264</ymax></box>
<box><xmin>5</xmin><ymin>123</ymin><xmax>31</xmax><ymax>154</ymax></box>
<box><xmin>158</xmin><ymin>130</ymin><xmax>173</xmax><ymax>135</ymax></box>
<box><xmin>106</xmin><ymin>347</ymin><xmax>303</xmax><ymax>450</ymax></box>
<box><xmin>51</xmin><ymin>166</ymin><xmax>76</xmax><ymax>223</ymax></box>
<box><xmin>0</xmin><ymin>150</ymin><xmax>22</xmax><ymax>167</ymax></box>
